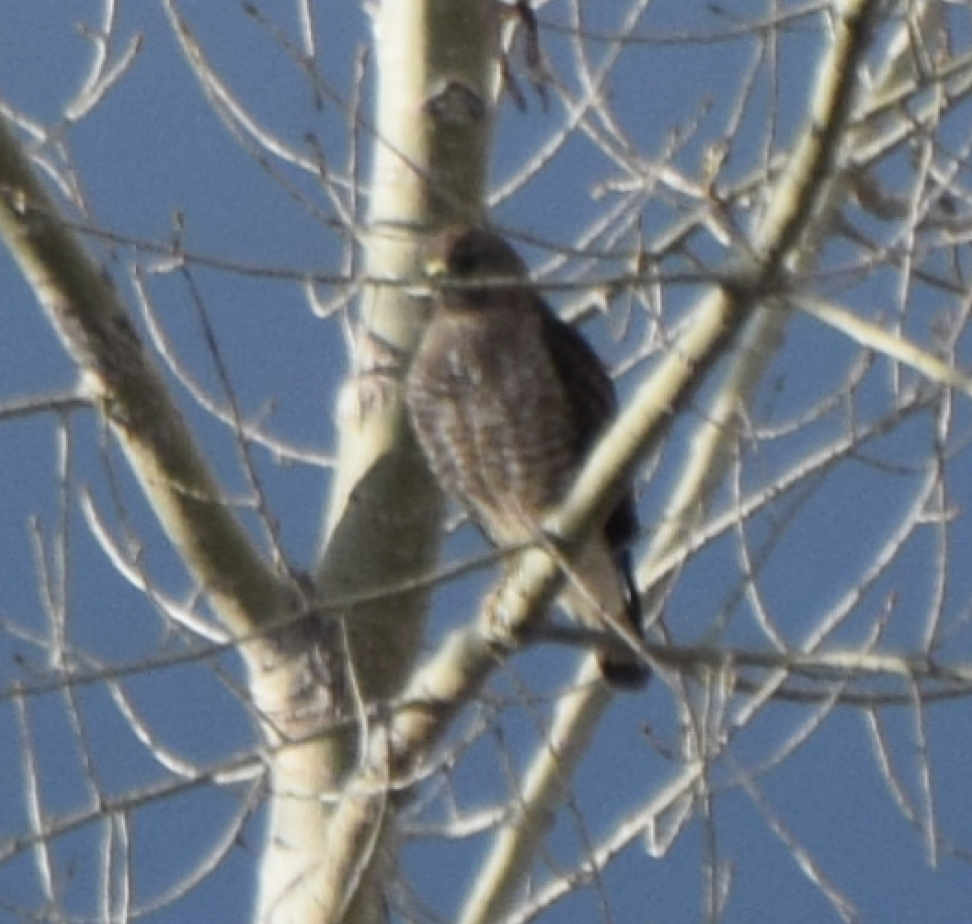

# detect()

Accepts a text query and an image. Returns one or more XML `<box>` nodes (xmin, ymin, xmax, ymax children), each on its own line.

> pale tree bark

<box><xmin>257</xmin><ymin>1</ymin><xmax>501</xmax><ymax>920</ymax></box>
<box><xmin>5</xmin><ymin>2</ymin><xmax>972</xmax><ymax>923</ymax></box>
<box><xmin>0</xmin><ymin>0</ymin><xmax>499</xmax><ymax>921</ymax></box>
<box><xmin>456</xmin><ymin>2</ymin><xmax>962</xmax><ymax>920</ymax></box>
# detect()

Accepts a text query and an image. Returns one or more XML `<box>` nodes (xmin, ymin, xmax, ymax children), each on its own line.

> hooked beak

<box><xmin>424</xmin><ymin>254</ymin><xmax>447</xmax><ymax>281</ymax></box>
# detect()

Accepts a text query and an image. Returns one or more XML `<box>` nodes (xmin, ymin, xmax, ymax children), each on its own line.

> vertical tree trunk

<box><xmin>255</xmin><ymin>2</ymin><xmax>501</xmax><ymax>921</ymax></box>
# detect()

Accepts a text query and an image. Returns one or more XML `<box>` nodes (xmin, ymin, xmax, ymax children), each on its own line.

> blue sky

<box><xmin>2</xmin><ymin>3</ymin><xmax>972</xmax><ymax>923</ymax></box>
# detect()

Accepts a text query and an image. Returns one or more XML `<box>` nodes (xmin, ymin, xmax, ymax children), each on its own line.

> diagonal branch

<box><xmin>0</xmin><ymin>116</ymin><xmax>290</xmax><ymax>639</ymax></box>
<box><xmin>459</xmin><ymin>2</ymin><xmax>888</xmax><ymax>922</ymax></box>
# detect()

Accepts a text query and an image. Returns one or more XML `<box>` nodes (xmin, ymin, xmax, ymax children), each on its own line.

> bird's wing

<box><xmin>538</xmin><ymin>307</ymin><xmax>639</xmax><ymax>550</ymax></box>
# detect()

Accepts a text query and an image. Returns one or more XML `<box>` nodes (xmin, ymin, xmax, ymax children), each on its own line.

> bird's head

<box><xmin>425</xmin><ymin>227</ymin><xmax>529</xmax><ymax>311</ymax></box>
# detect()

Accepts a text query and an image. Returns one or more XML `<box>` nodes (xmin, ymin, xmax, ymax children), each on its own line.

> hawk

<box><xmin>405</xmin><ymin>226</ymin><xmax>649</xmax><ymax>689</ymax></box>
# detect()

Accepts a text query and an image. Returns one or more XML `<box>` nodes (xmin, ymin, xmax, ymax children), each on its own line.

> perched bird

<box><xmin>405</xmin><ymin>226</ymin><xmax>649</xmax><ymax>689</ymax></box>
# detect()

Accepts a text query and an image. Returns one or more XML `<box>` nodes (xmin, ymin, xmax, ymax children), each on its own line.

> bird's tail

<box><xmin>597</xmin><ymin>549</ymin><xmax>650</xmax><ymax>689</ymax></box>
<box><xmin>562</xmin><ymin>542</ymin><xmax>651</xmax><ymax>691</ymax></box>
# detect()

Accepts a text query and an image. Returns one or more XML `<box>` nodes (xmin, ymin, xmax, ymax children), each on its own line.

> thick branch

<box><xmin>0</xmin><ymin>116</ymin><xmax>289</xmax><ymax>639</ymax></box>
<box><xmin>461</xmin><ymin>2</ymin><xmax>887</xmax><ymax>922</ymax></box>
<box><xmin>257</xmin><ymin>0</ymin><xmax>501</xmax><ymax>922</ymax></box>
